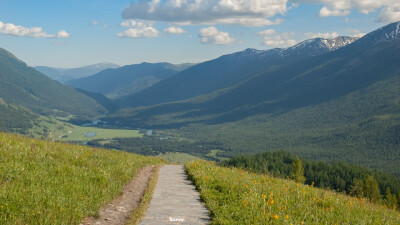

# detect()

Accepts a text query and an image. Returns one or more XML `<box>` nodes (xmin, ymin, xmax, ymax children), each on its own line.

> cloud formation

<box><xmin>304</xmin><ymin>31</ymin><xmax>339</xmax><ymax>39</ymax></box>
<box><xmin>198</xmin><ymin>27</ymin><xmax>235</xmax><ymax>45</ymax></box>
<box><xmin>0</xmin><ymin>21</ymin><xmax>69</xmax><ymax>38</ymax></box>
<box><xmin>118</xmin><ymin>19</ymin><xmax>159</xmax><ymax>38</ymax></box>
<box><xmin>257</xmin><ymin>29</ymin><xmax>296</xmax><ymax>47</ymax></box>
<box><xmin>164</xmin><ymin>26</ymin><xmax>186</xmax><ymax>34</ymax></box>
<box><xmin>319</xmin><ymin>7</ymin><xmax>350</xmax><ymax>17</ymax></box>
<box><xmin>294</xmin><ymin>0</ymin><xmax>400</xmax><ymax>22</ymax></box>
<box><xmin>118</xmin><ymin>27</ymin><xmax>159</xmax><ymax>38</ymax></box>
<box><xmin>122</xmin><ymin>0</ymin><xmax>287</xmax><ymax>27</ymax></box>
<box><xmin>377</xmin><ymin>4</ymin><xmax>400</xmax><ymax>23</ymax></box>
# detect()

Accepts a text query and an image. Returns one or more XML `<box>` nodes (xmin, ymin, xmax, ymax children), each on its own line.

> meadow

<box><xmin>0</xmin><ymin>132</ymin><xmax>164</xmax><ymax>224</ymax></box>
<box><xmin>185</xmin><ymin>160</ymin><xmax>400</xmax><ymax>224</ymax></box>
<box><xmin>55</xmin><ymin>125</ymin><xmax>143</xmax><ymax>142</ymax></box>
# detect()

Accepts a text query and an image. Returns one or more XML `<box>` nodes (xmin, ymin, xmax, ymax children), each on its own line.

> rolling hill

<box><xmin>35</xmin><ymin>62</ymin><xmax>120</xmax><ymax>83</ymax></box>
<box><xmin>105</xmin><ymin>22</ymin><xmax>400</xmax><ymax>175</ymax></box>
<box><xmin>117</xmin><ymin>36</ymin><xmax>357</xmax><ymax>107</ymax></box>
<box><xmin>0</xmin><ymin>132</ymin><xmax>165</xmax><ymax>224</ymax></box>
<box><xmin>67</xmin><ymin>62</ymin><xmax>194</xmax><ymax>99</ymax></box>
<box><xmin>0</xmin><ymin>47</ymin><xmax>107</xmax><ymax>120</ymax></box>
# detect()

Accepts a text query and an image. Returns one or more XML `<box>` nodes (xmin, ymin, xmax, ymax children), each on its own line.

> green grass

<box><xmin>55</xmin><ymin>125</ymin><xmax>143</xmax><ymax>142</ymax></box>
<box><xmin>207</xmin><ymin>150</ymin><xmax>229</xmax><ymax>161</ymax></box>
<box><xmin>0</xmin><ymin>132</ymin><xmax>165</xmax><ymax>224</ymax></box>
<box><xmin>157</xmin><ymin>152</ymin><xmax>201</xmax><ymax>164</ymax></box>
<box><xmin>185</xmin><ymin>160</ymin><xmax>400</xmax><ymax>225</ymax></box>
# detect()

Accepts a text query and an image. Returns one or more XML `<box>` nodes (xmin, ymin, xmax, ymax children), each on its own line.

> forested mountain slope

<box><xmin>118</xmin><ymin>37</ymin><xmax>357</xmax><ymax>107</ymax></box>
<box><xmin>0</xmin><ymin>47</ymin><xmax>106</xmax><ymax>119</ymax></box>
<box><xmin>106</xmin><ymin>22</ymin><xmax>400</xmax><ymax>175</ymax></box>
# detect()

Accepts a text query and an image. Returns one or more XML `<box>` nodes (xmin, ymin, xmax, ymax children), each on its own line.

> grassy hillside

<box><xmin>0</xmin><ymin>132</ymin><xmax>165</xmax><ymax>224</ymax></box>
<box><xmin>222</xmin><ymin>151</ymin><xmax>400</xmax><ymax>204</ymax></box>
<box><xmin>186</xmin><ymin>160</ymin><xmax>400</xmax><ymax>224</ymax></box>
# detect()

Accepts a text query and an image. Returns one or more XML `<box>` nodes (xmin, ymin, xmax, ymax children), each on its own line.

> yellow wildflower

<box><xmin>271</xmin><ymin>214</ymin><xmax>279</xmax><ymax>220</ymax></box>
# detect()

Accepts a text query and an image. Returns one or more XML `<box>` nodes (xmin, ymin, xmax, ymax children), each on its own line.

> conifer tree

<box><xmin>290</xmin><ymin>158</ymin><xmax>306</xmax><ymax>183</ymax></box>
<box><xmin>363</xmin><ymin>175</ymin><xmax>381</xmax><ymax>203</ymax></box>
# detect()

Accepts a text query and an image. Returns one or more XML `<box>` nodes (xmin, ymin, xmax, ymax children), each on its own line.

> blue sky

<box><xmin>0</xmin><ymin>0</ymin><xmax>399</xmax><ymax>68</ymax></box>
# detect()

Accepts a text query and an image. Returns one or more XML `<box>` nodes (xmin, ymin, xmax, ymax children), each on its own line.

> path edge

<box><xmin>126</xmin><ymin>164</ymin><xmax>162</xmax><ymax>225</ymax></box>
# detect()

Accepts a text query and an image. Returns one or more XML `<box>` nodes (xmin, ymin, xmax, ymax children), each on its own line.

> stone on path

<box><xmin>139</xmin><ymin>165</ymin><xmax>210</xmax><ymax>225</ymax></box>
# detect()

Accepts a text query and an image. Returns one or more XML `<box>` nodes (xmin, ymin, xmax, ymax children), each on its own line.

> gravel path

<box><xmin>139</xmin><ymin>165</ymin><xmax>210</xmax><ymax>225</ymax></box>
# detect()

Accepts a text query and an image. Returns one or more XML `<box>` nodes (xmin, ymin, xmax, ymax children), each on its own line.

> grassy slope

<box><xmin>0</xmin><ymin>132</ymin><xmax>165</xmax><ymax>224</ymax></box>
<box><xmin>186</xmin><ymin>160</ymin><xmax>400</xmax><ymax>224</ymax></box>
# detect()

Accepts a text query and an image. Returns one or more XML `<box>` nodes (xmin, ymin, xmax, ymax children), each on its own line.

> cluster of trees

<box><xmin>222</xmin><ymin>150</ymin><xmax>400</xmax><ymax>209</ymax></box>
<box><xmin>0</xmin><ymin>104</ymin><xmax>37</xmax><ymax>134</ymax></box>
<box><xmin>87</xmin><ymin>136</ymin><xmax>229</xmax><ymax>161</ymax></box>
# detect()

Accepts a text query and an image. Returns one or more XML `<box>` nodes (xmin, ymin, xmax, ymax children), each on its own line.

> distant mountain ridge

<box><xmin>35</xmin><ymin>62</ymin><xmax>120</xmax><ymax>83</ymax></box>
<box><xmin>118</xmin><ymin>36</ymin><xmax>357</xmax><ymax>107</ymax></box>
<box><xmin>67</xmin><ymin>62</ymin><xmax>194</xmax><ymax>99</ymax></box>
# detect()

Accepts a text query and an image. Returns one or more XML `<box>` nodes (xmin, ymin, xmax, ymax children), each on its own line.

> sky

<box><xmin>0</xmin><ymin>0</ymin><xmax>399</xmax><ymax>68</ymax></box>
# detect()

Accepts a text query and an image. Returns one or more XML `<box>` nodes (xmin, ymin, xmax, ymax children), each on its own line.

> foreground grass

<box><xmin>0</xmin><ymin>132</ymin><xmax>165</xmax><ymax>224</ymax></box>
<box><xmin>186</xmin><ymin>160</ymin><xmax>400</xmax><ymax>224</ymax></box>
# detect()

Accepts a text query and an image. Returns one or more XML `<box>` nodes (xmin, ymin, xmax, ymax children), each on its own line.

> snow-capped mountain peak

<box><xmin>276</xmin><ymin>36</ymin><xmax>357</xmax><ymax>58</ymax></box>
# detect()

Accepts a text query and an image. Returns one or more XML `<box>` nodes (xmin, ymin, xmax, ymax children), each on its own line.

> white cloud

<box><xmin>57</xmin><ymin>30</ymin><xmax>70</xmax><ymax>38</ymax></box>
<box><xmin>121</xmin><ymin>19</ymin><xmax>147</xmax><ymax>28</ymax></box>
<box><xmin>293</xmin><ymin>0</ymin><xmax>400</xmax><ymax>22</ymax></box>
<box><xmin>257</xmin><ymin>29</ymin><xmax>296</xmax><ymax>47</ymax></box>
<box><xmin>118</xmin><ymin>27</ymin><xmax>159</xmax><ymax>38</ymax></box>
<box><xmin>122</xmin><ymin>0</ymin><xmax>287</xmax><ymax>27</ymax></box>
<box><xmin>164</xmin><ymin>26</ymin><xmax>186</xmax><ymax>34</ymax></box>
<box><xmin>118</xmin><ymin>19</ymin><xmax>159</xmax><ymax>38</ymax></box>
<box><xmin>92</xmin><ymin>20</ymin><xmax>99</xmax><ymax>26</ymax></box>
<box><xmin>198</xmin><ymin>27</ymin><xmax>235</xmax><ymax>45</ymax></box>
<box><xmin>103</xmin><ymin>24</ymin><xmax>109</xmax><ymax>29</ymax></box>
<box><xmin>319</xmin><ymin>6</ymin><xmax>350</xmax><ymax>17</ymax></box>
<box><xmin>0</xmin><ymin>20</ymin><xmax>69</xmax><ymax>38</ymax></box>
<box><xmin>346</xmin><ymin>29</ymin><xmax>365</xmax><ymax>37</ymax></box>
<box><xmin>377</xmin><ymin>4</ymin><xmax>400</xmax><ymax>22</ymax></box>
<box><xmin>305</xmin><ymin>31</ymin><xmax>339</xmax><ymax>39</ymax></box>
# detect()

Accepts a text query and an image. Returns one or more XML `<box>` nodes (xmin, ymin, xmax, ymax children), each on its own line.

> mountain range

<box><xmin>117</xmin><ymin>36</ymin><xmax>358</xmax><ymax>107</ymax></box>
<box><xmin>35</xmin><ymin>62</ymin><xmax>120</xmax><ymax>83</ymax></box>
<box><xmin>105</xmin><ymin>21</ymin><xmax>400</xmax><ymax>175</ymax></box>
<box><xmin>67</xmin><ymin>62</ymin><xmax>194</xmax><ymax>99</ymax></box>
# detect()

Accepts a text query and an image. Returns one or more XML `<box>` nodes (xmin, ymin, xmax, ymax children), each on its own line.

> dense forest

<box><xmin>0</xmin><ymin>101</ymin><xmax>37</xmax><ymax>134</ymax></box>
<box><xmin>222</xmin><ymin>150</ymin><xmax>400</xmax><ymax>209</ymax></box>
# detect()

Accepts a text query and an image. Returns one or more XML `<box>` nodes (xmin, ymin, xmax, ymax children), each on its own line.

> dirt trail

<box><xmin>81</xmin><ymin>165</ymin><xmax>154</xmax><ymax>225</ymax></box>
